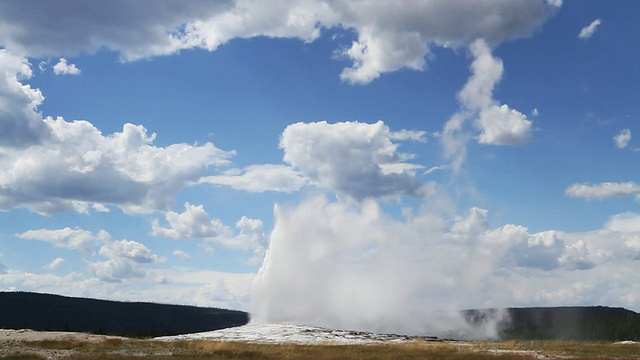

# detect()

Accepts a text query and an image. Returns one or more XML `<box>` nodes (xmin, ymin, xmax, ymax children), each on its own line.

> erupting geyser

<box><xmin>251</xmin><ymin>195</ymin><xmax>508</xmax><ymax>339</ymax></box>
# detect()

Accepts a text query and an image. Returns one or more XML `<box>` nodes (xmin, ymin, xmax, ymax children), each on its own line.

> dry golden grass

<box><xmin>2</xmin><ymin>337</ymin><xmax>638</xmax><ymax>359</ymax></box>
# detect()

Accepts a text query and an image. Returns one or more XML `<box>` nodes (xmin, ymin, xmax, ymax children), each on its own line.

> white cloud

<box><xmin>52</xmin><ymin>58</ymin><xmax>81</xmax><ymax>75</ymax></box>
<box><xmin>565</xmin><ymin>182</ymin><xmax>640</xmax><ymax>201</ymax></box>
<box><xmin>16</xmin><ymin>226</ymin><xmax>167</xmax><ymax>284</ymax></box>
<box><xmin>151</xmin><ymin>203</ymin><xmax>227</xmax><ymax>239</ymax></box>
<box><xmin>42</xmin><ymin>257</ymin><xmax>65</xmax><ymax>270</ymax></box>
<box><xmin>199</xmin><ymin>164</ymin><xmax>307</xmax><ymax>192</ymax></box>
<box><xmin>605</xmin><ymin>212</ymin><xmax>640</xmax><ymax>233</ymax></box>
<box><xmin>89</xmin><ymin>239</ymin><xmax>165</xmax><ymax>283</ymax></box>
<box><xmin>0</xmin><ymin>1</ymin><xmax>560</xmax><ymax>83</ymax></box>
<box><xmin>172</xmin><ymin>250</ymin><xmax>190</xmax><ymax>262</ymax></box>
<box><xmin>99</xmin><ymin>239</ymin><xmax>165</xmax><ymax>264</ymax></box>
<box><xmin>332</xmin><ymin>1</ymin><xmax>560</xmax><ymax>84</ymax></box>
<box><xmin>476</xmin><ymin>105</ymin><xmax>533</xmax><ymax>146</ymax></box>
<box><xmin>441</xmin><ymin>39</ymin><xmax>533</xmax><ymax>172</ymax></box>
<box><xmin>578</xmin><ymin>19</ymin><xmax>602</xmax><ymax>40</ymax></box>
<box><xmin>151</xmin><ymin>203</ymin><xmax>267</xmax><ymax>262</ymax></box>
<box><xmin>614</xmin><ymin>129</ymin><xmax>631</xmax><ymax>149</ymax></box>
<box><xmin>17</xmin><ymin>227</ymin><xmax>109</xmax><ymax>254</ymax></box>
<box><xmin>0</xmin><ymin>264</ymin><xmax>254</xmax><ymax>310</ymax></box>
<box><xmin>0</xmin><ymin>1</ymin><xmax>235</xmax><ymax>59</ymax></box>
<box><xmin>279</xmin><ymin>121</ymin><xmax>423</xmax><ymax>199</ymax></box>
<box><xmin>462</xmin><ymin>39</ymin><xmax>533</xmax><ymax>146</ymax></box>
<box><xmin>0</xmin><ymin>116</ymin><xmax>233</xmax><ymax>215</ymax></box>
<box><xmin>0</xmin><ymin>50</ymin><xmax>50</xmax><ymax>147</ymax></box>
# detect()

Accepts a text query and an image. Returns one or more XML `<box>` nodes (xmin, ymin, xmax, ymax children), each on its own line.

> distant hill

<box><xmin>3</xmin><ymin>292</ymin><xmax>639</xmax><ymax>341</ymax></box>
<box><xmin>0</xmin><ymin>291</ymin><xmax>249</xmax><ymax>338</ymax></box>
<box><xmin>465</xmin><ymin>306</ymin><xmax>640</xmax><ymax>341</ymax></box>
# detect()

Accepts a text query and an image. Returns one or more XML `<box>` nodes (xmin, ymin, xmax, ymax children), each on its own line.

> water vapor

<box><xmin>251</xmin><ymin>196</ymin><xmax>508</xmax><ymax>339</ymax></box>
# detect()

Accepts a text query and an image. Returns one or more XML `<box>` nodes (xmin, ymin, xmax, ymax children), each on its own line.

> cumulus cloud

<box><xmin>614</xmin><ymin>129</ymin><xmax>631</xmax><ymax>149</ymax></box>
<box><xmin>280</xmin><ymin>121</ymin><xmax>424</xmax><ymax>199</ymax></box>
<box><xmin>52</xmin><ymin>58</ymin><xmax>81</xmax><ymax>75</ymax></box>
<box><xmin>199</xmin><ymin>164</ymin><xmax>307</xmax><ymax>192</ymax></box>
<box><xmin>578</xmin><ymin>19</ymin><xmax>602</xmax><ymax>40</ymax></box>
<box><xmin>0</xmin><ymin>1</ymin><xmax>559</xmax><ymax>82</ymax></box>
<box><xmin>89</xmin><ymin>239</ymin><xmax>166</xmax><ymax>283</ymax></box>
<box><xmin>565</xmin><ymin>182</ymin><xmax>640</xmax><ymax>201</ymax></box>
<box><xmin>173</xmin><ymin>250</ymin><xmax>190</xmax><ymax>262</ymax></box>
<box><xmin>0</xmin><ymin>50</ymin><xmax>50</xmax><ymax>147</ymax></box>
<box><xmin>151</xmin><ymin>203</ymin><xmax>267</xmax><ymax>262</ymax></box>
<box><xmin>15</xmin><ymin>226</ymin><xmax>166</xmax><ymax>283</ymax></box>
<box><xmin>0</xmin><ymin>116</ymin><xmax>233</xmax><ymax>215</ymax></box>
<box><xmin>605</xmin><ymin>212</ymin><xmax>640</xmax><ymax>233</ymax></box>
<box><xmin>42</xmin><ymin>257</ymin><xmax>65</xmax><ymax>270</ymax></box>
<box><xmin>151</xmin><ymin>203</ymin><xmax>227</xmax><ymax>239</ymax></box>
<box><xmin>17</xmin><ymin>227</ymin><xmax>109</xmax><ymax>254</ymax></box>
<box><xmin>332</xmin><ymin>1</ymin><xmax>559</xmax><ymax>84</ymax></box>
<box><xmin>461</xmin><ymin>39</ymin><xmax>533</xmax><ymax>146</ymax></box>
<box><xmin>441</xmin><ymin>39</ymin><xmax>533</xmax><ymax>172</ymax></box>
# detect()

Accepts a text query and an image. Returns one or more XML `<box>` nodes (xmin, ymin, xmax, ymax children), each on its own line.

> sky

<box><xmin>0</xmin><ymin>0</ymin><xmax>639</xmax><ymax>335</ymax></box>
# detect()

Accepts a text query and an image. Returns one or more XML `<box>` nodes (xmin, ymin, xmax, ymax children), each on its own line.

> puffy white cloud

<box><xmin>99</xmin><ymin>239</ymin><xmax>165</xmax><ymax>264</ymax></box>
<box><xmin>151</xmin><ymin>203</ymin><xmax>267</xmax><ymax>263</ymax></box>
<box><xmin>280</xmin><ymin>121</ymin><xmax>423</xmax><ymax>199</ymax></box>
<box><xmin>614</xmin><ymin>129</ymin><xmax>631</xmax><ymax>149</ymax></box>
<box><xmin>42</xmin><ymin>257</ymin><xmax>65</xmax><ymax>270</ymax></box>
<box><xmin>578</xmin><ymin>19</ymin><xmax>602</xmax><ymax>40</ymax></box>
<box><xmin>332</xmin><ymin>0</ymin><xmax>559</xmax><ymax>84</ymax></box>
<box><xmin>89</xmin><ymin>239</ymin><xmax>165</xmax><ymax>283</ymax></box>
<box><xmin>0</xmin><ymin>50</ymin><xmax>50</xmax><ymax>147</ymax></box>
<box><xmin>173</xmin><ymin>250</ymin><xmax>191</xmax><ymax>262</ymax></box>
<box><xmin>511</xmin><ymin>231</ymin><xmax>565</xmax><ymax>271</ymax></box>
<box><xmin>52</xmin><ymin>58</ymin><xmax>81</xmax><ymax>75</ymax></box>
<box><xmin>476</xmin><ymin>104</ymin><xmax>533</xmax><ymax>146</ymax></box>
<box><xmin>0</xmin><ymin>116</ymin><xmax>233</xmax><ymax>215</ymax></box>
<box><xmin>17</xmin><ymin>227</ymin><xmax>109</xmax><ymax>254</ymax></box>
<box><xmin>199</xmin><ymin>164</ymin><xmax>307</xmax><ymax>192</ymax></box>
<box><xmin>565</xmin><ymin>181</ymin><xmax>640</xmax><ymax>201</ymax></box>
<box><xmin>462</xmin><ymin>39</ymin><xmax>533</xmax><ymax>146</ymax></box>
<box><xmin>151</xmin><ymin>203</ymin><xmax>227</xmax><ymax>239</ymax></box>
<box><xmin>0</xmin><ymin>1</ymin><xmax>559</xmax><ymax>82</ymax></box>
<box><xmin>441</xmin><ymin>39</ymin><xmax>533</xmax><ymax>171</ymax></box>
<box><xmin>605</xmin><ymin>212</ymin><xmax>640</xmax><ymax>233</ymax></box>
<box><xmin>15</xmin><ymin>225</ymin><xmax>166</xmax><ymax>283</ymax></box>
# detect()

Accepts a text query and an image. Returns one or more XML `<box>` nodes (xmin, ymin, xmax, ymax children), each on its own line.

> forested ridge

<box><xmin>2</xmin><ymin>292</ymin><xmax>639</xmax><ymax>341</ymax></box>
<box><xmin>465</xmin><ymin>306</ymin><xmax>640</xmax><ymax>341</ymax></box>
<box><xmin>0</xmin><ymin>291</ymin><xmax>249</xmax><ymax>338</ymax></box>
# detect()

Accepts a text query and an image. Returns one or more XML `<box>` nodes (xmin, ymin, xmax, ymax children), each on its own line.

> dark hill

<box><xmin>0</xmin><ymin>291</ymin><xmax>249</xmax><ymax>338</ymax></box>
<box><xmin>465</xmin><ymin>306</ymin><xmax>640</xmax><ymax>341</ymax></box>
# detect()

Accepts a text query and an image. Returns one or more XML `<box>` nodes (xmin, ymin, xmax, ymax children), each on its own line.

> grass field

<box><xmin>2</xmin><ymin>337</ymin><xmax>639</xmax><ymax>360</ymax></box>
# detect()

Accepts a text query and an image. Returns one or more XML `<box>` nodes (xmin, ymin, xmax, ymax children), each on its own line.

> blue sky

<box><xmin>0</xmin><ymin>0</ymin><xmax>639</xmax><ymax>332</ymax></box>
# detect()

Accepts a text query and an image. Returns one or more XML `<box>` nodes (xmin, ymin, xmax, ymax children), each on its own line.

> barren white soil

<box><xmin>154</xmin><ymin>322</ymin><xmax>442</xmax><ymax>345</ymax></box>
